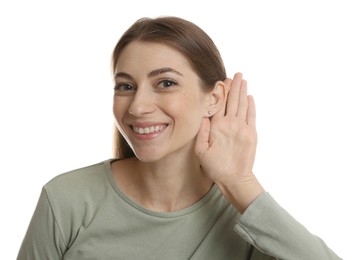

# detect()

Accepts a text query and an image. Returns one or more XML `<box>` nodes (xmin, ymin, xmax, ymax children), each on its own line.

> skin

<box><xmin>196</xmin><ymin>75</ymin><xmax>265</xmax><ymax>213</ymax></box>
<box><xmin>112</xmin><ymin>41</ymin><xmax>264</xmax><ymax>213</ymax></box>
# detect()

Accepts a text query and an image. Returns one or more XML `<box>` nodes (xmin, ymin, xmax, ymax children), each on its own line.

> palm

<box><xmin>195</xmin><ymin>73</ymin><xmax>257</xmax><ymax>184</ymax></box>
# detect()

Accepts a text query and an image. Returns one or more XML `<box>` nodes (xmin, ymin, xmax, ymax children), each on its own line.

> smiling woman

<box><xmin>111</xmin><ymin>17</ymin><xmax>227</xmax><ymax>160</ymax></box>
<box><xmin>17</xmin><ymin>16</ymin><xmax>342</xmax><ymax>260</ymax></box>
<box><xmin>113</xmin><ymin>41</ymin><xmax>217</xmax><ymax>162</ymax></box>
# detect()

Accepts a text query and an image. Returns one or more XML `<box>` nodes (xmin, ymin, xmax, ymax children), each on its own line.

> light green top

<box><xmin>17</xmin><ymin>159</ymin><xmax>341</xmax><ymax>259</ymax></box>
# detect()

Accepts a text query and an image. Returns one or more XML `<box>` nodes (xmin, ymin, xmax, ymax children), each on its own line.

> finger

<box><xmin>236</xmin><ymin>79</ymin><xmax>249</xmax><ymax>120</ymax></box>
<box><xmin>226</xmin><ymin>73</ymin><xmax>243</xmax><ymax>116</ymax></box>
<box><xmin>247</xmin><ymin>95</ymin><xmax>256</xmax><ymax>126</ymax></box>
<box><xmin>195</xmin><ymin>117</ymin><xmax>211</xmax><ymax>157</ymax></box>
<box><xmin>213</xmin><ymin>78</ymin><xmax>231</xmax><ymax>118</ymax></box>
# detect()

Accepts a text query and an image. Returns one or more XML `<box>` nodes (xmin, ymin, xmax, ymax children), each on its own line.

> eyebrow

<box><xmin>114</xmin><ymin>67</ymin><xmax>183</xmax><ymax>80</ymax></box>
<box><xmin>148</xmin><ymin>67</ymin><xmax>183</xmax><ymax>77</ymax></box>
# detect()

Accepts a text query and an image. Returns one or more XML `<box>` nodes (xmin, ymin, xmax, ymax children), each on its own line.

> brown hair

<box><xmin>112</xmin><ymin>16</ymin><xmax>226</xmax><ymax>159</ymax></box>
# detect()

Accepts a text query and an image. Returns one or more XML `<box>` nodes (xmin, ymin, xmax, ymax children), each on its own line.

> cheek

<box><xmin>168</xmin><ymin>94</ymin><xmax>205</xmax><ymax>127</ymax></box>
<box><xmin>181</xmin><ymin>91</ymin><xmax>206</xmax><ymax>117</ymax></box>
<box><xmin>113</xmin><ymin>98</ymin><xmax>127</xmax><ymax>121</ymax></box>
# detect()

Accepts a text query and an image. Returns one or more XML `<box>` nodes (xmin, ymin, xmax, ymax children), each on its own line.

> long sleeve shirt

<box><xmin>17</xmin><ymin>159</ymin><xmax>341</xmax><ymax>259</ymax></box>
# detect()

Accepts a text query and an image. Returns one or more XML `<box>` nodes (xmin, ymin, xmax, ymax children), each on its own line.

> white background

<box><xmin>1</xmin><ymin>0</ymin><xmax>353</xmax><ymax>259</ymax></box>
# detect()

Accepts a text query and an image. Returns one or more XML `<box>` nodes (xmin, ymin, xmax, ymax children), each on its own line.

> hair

<box><xmin>111</xmin><ymin>16</ymin><xmax>226</xmax><ymax>159</ymax></box>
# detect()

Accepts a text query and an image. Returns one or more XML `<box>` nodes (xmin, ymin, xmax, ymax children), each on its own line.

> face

<box><xmin>113</xmin><ymin>41</ymin><xmax>211</xmax><ymax>162</ymax></box>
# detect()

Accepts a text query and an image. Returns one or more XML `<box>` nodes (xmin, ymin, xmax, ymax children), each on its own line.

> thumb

<box><xmin>195</xmin><ymin>117</ymin><xmax>211</xmax><ymax>158</ymax></box>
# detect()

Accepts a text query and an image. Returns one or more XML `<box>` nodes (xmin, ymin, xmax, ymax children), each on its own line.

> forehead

<box><xmin>116</xmin><ymin>41</ymin><xmax>193</xmax><ymax>73</ymax></box>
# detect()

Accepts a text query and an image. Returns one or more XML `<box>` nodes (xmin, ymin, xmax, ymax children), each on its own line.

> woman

<box><xmin>18</xmin><ymin>16</ymin><xmax>341</xmax><ymax>259</ymax></box>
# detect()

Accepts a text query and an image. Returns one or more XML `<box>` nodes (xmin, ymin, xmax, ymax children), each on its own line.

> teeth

<box><xmin>133</xmin><ymin>125</ymin><xmax>166</xmax><ymax>134</ymax></box>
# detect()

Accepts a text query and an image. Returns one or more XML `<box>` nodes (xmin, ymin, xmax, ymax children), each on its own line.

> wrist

<box><xmin>216</xmin><ymin>174</ymin><xmax>265</xmax><ymax>214</ymax></box>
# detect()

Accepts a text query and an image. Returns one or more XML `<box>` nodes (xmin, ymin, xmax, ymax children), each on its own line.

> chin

<box><xmin>132</xmin><ymin>148</ymin><xmax>165</xmax><ymax>163</ymax></box>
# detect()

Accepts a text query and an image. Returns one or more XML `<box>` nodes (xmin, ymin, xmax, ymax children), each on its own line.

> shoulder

<box><xmin>45</xmin><ymin>160</ymin><xmax>109</xmax><ymax>190</ymax></box>
<box><xmin>36</xmin><ymin>159</ymin><xmax>116</xmax><ymax>248</ymax></box>
<box><xmin>43</xmin><ymin>159</ymin><xmax>114</xmax><ymax>206</ymax></box>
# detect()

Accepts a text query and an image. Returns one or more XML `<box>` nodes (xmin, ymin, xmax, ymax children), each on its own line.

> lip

<box><xmin>128</xmin><ymin>122</ymin><xmax>168</xmax><ymax>140</ymax></box>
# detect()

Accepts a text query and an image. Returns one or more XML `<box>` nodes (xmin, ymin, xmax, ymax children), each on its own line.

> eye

<box><xmin>114</xmin><ymin>83</ymin><xmax>136</xmax><ymax>94</ymax></box>
<box><xmin>157</xmin><ymin>80</ymin><xmax>177</xmax><ymax>89</ymax></box>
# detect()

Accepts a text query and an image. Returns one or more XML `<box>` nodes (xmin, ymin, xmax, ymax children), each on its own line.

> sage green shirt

<box><xmin>17</xmin><ymin>160</ymin><xmax>341</xmax><ymax>259</ymax></box>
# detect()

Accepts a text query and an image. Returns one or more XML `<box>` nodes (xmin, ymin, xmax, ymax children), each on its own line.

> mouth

<box><xmin>131</xmin><ymin>124</ymin><xmax>168</xmax><ymax>135</ymax></box>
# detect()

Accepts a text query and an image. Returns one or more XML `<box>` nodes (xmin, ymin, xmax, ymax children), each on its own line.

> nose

<box><xmin>128</xmin><ymin>87</ymin><xmax>155</xmax><ymax>116</ymax></box>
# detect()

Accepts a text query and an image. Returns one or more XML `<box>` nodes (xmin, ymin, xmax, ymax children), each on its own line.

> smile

<box><xmin>132</xmin><ymin>124</ymin><xmax>167</xmax><ymax>135</ymax></box>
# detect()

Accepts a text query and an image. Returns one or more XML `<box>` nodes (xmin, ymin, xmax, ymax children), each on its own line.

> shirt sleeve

<box><xmin>234</xmin><ymin>192</ymin><xmax>342</xmax><ymax>260</ymax></box>
<box><xmin>17</xmin><ymin>188</ymin><xmax>66</xmax><ymax>260</ymax></box>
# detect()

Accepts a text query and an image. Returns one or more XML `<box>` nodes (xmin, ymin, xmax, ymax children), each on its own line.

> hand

<box><xmin>196</xmin><ymin>72</ymin><xmax>257</xmax><ymax>182</ymax></box>
<box><xmin>195</xmin><ymin>72</ymin><xmax>264</xmax><ymax>213</ymax></box>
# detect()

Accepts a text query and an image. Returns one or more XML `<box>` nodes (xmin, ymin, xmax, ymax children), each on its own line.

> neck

<box><xmin>114</xmin><ymin>148</ymin><xmax>213</xmax><ymax>212</ymax></box>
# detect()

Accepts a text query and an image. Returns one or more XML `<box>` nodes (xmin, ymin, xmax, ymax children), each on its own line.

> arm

<box><xmin>195</xmin><ymin>73</ymin><xmax>341</xmax><ymax>259</ymax></box>
<box><xmin>236</xmin><ymin>192</ymin><xmax>341</xmax><ymax>259</ymax></box>
<box><xmin>17</xmin><ymin>188</ymin><xmax>65</xmax><ymax>260</ymax></box>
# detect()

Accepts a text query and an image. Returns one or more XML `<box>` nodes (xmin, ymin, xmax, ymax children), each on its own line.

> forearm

<box><xmin>234</xmin><ymin>192</ymin><xmax>342</xmax><ymax>260</ymax></box>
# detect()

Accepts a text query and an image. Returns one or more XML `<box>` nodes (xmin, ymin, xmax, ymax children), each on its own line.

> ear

<box><xmin>204</xmin><ymin>80</ymin><xmax>228</xmax><ymax>117</ymax></box>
